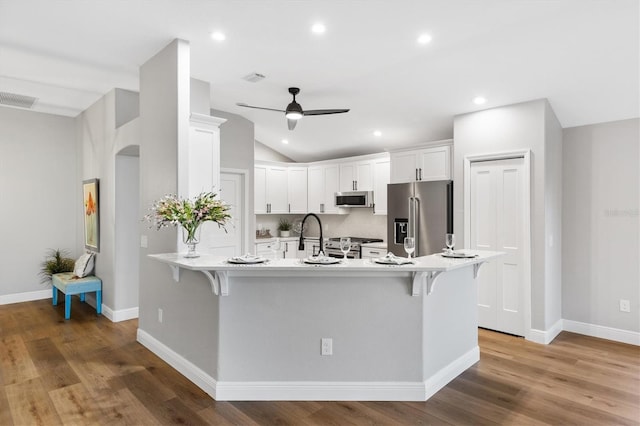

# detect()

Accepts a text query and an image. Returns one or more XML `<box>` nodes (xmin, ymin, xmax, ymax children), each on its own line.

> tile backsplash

<box><xmin>256</xmin><ymin>209</ymin><xmax>387</xmax><ymax>241</ymax></box>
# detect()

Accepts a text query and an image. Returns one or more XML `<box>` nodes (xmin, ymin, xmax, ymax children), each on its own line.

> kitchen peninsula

<box><xmin>145</xmin><ymin>251</ymin><xmax>502</xmax><ymax>401</ymax></box>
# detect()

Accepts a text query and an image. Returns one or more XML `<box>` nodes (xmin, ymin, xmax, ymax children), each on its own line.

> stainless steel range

<box><xmin>324</xmin><ymin>237</ymin><xmax>384</xmax><ymax>259</ymax></box>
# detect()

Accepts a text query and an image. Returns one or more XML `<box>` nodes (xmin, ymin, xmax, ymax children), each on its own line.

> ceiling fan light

<box><xmin>285</xmin><ymin>101</ymin><xmax>303</xmax><ymax>120</ymax></box>
<box><xmin>285</xmin><ymin>111</ymin><xmax>303</xmax><ymax>120</ymax></box>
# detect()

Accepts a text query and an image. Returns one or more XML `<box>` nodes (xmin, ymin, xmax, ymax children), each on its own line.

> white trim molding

<box><xmin>136</xmin><ymin>328</ymin><xmax>479</xmax><ymax>401</ymax></box>
<box><xmin>563</xmin><ymin>319</ymin><xmax>640</xmax><ymax>346</ymax></box>
<box><xmin>463</xmin><ymin>149</ymin><xmax>533</xmax><ymax>342</ymax></box>
<box><xmin>528</xmin><ymin>319</ymin><xmax>563</xmax><ymax>345</ymax></box>
<box><xmin>137</xmin><ymin>328</ymin><xmax>218</xmax><ymax>399</ymax></box>
<box><xmin>101</xmin><ymin>305</ymin><xmax>139</xmax><ymax>322</ymax></box>
<box><xmin>0</xmin><ymin>289</ymin><xmax>51</xmax><ymax>305</ymax></box>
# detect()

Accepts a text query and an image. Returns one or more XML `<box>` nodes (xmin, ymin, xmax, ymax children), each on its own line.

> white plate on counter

<box><xmin>440</xmin><ymin>251</ymin><xmax>477</xmax><ymax>259</ymax></box>
<box><xmin>303</xmin><ymin>256</ymin><xmax>341</xmax><ymax>265</ymax></box>
<box><xmin>373</xmin><ymin>254</ymin><xmax>414</xmax><ymax>265</ymax></box>
<box><xmin>227</xmin><ymin>254</ymin><xmax>268</xmax><ymax>264</ymax></box>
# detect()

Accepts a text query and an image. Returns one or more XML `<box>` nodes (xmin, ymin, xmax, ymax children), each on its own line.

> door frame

<box><xmin>221</xmin><ymin>167</ymin><xmax>250</xmax><ymax>254</ymax></box>
<box><xmin>463</xmin><ymin>149</ymin><xmax>532</xmax><ymax>341</ymax></box>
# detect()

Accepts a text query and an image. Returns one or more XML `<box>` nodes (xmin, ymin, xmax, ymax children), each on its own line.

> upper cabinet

<box><xmin>185</xmin><ymin>113</ymin><xmax>226</xmax><ymax>197</ymax></box>
<box><xmin>307</xmin><ymin>164</ymin><xmax>343</xmax><ymax>214</ymax></box>
<box><xmin>339</xmin><ymin>160</ymin><xmax>374</xmax><ymax>191</ymax></box>
<box><xmin>287</xmin><ymin>166</ymin><xmax>308</xmax><ymax>213</ymax></box>
<box><xmin>255</xmin><ymin>163</ymin><xmax>308</xmax><ymax>214</ymax></box>
<box><xmin>372</xmin><ymin>158</ymin><xmax>390</xmax><ymax>215</ymax></box>
<box><xmin>390</xmin><ymin>144</ymin><xmax>451</xmax><ymax>183</ymax></box>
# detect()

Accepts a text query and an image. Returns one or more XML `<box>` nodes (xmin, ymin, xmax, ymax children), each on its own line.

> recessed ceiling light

<box><xmin>282</xmin><ymin>139</ymin><xmax>289</xmax><ymax>145</ymax></box>
<box><xmin>417</xmin><ymin>33</ymin><xmax>432</xmax><ymax>44</ymax></box>
<box><xmin>210</xmin><ymin>31</ymin><xmax>226</xmax><ymax>41</ymax></box>
<box><xmin>373</xmin><ymin>130</ymin><xmax>382</xmax><ymax>137</ymax></box>
<box><xmin>311</xmin><ymin>23</ymin><xmax>326</xmax><ymax>34</ymax></box>
<box><xmin>472</xmin><ymin>96</ymin><xmax>487</xmax><ymax>105</ymax></box>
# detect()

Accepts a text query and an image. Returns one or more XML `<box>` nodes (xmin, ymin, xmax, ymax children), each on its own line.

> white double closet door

<box><xmin>470</xmin><ymin>157</ymin><xmax>525</xmax><ymax>336</ymax></box>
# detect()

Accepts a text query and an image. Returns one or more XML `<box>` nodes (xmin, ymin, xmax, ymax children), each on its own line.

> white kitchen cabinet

<box><xmin>266</xmin><ymin>166</ymin><xmax>288</xmax><ymax>213</ymax></box>
<box><xmin>390</xmin><ymin>145</ymin><xmax>451</xmax><ymax>183</ymax></box>
<box><xmin>307</xmin><ymin>164</ymin><xmax>343</xmax><ymax>214</ymax></box>
<box><xmin>255</xmin><ymin>164</ymin><xmax>308</xmax><ymax>214</ymax></box>
<box><xmin>373</xmin><ymin>158</ymin><xmax>390</xmax><ymax>215</ymax></box>
<box><xmin>287</xmin><ymin>167</ymin><xmax>308</xmax><ymax>213</ymax></box>
<box><xmin>339</xmin><ymin>160</ymin><xmax>373</xmax><ymax>192</ymax></box>
<box><xmin>255</xmin><ymin>238</ymin><xmax>305</xmax><ymax>259</ymax></box>
<box><xmin>254</xmin><ymin>165</ymin><xmax>268</xmax><ymax>214</ymax></box>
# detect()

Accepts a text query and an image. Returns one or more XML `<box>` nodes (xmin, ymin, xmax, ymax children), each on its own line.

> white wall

<box><xmin>562</xmin><ymin>118</ymin><xmax>639</xmax><ymax>332</ymax></box>
<box><xmin>115</xmin><ymin>151</ymin><xmax>140</xmax><ymax>310</ymax></box>
<box><xmin>453</xmin><ymin>99</ymin><xmax>561</xmax><ymax>332</ymax></box>
<box><xmin>75</xmin><ymin>89</ymin><xmax>141</xmax><ymax>315</ymax></box>
<box><xmin>0</xmin><ymin>107</ymin><xmax>77</xmax><ymax>298</ymax></box>
<box><xmin>255</xmin><ymin>140</ymin><xmax>293</xmax><ymax>162</ymax></box>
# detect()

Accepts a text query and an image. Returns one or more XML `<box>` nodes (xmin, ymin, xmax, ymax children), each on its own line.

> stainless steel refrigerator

<box><xmin>387</xmin><ymin>180</ymin><xmax>453</xmax><ymax>257</ymax></box>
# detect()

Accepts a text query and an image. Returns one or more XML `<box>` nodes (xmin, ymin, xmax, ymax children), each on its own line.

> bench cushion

<box><xmin>52</xmin><ymin>272</ymin><xmax>102</xmax><ymax>294</ymax></box>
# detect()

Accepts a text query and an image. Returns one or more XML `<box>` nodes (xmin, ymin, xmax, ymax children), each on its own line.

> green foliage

<box><xmin>39</xmin><ymin>249</ymin><xmax>75</xmax><ymax>284</ymax></box>
<box><xmin>278</xmin><ymin>217</ymin><xmax>292</xmax><ymax>231</ymax></box>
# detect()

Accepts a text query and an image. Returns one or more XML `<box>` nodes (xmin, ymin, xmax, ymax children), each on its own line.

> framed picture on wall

<box><xmin>83</xmin><ymin>178</ymin><xmax>100</xmax><ymax>252</ymax></box>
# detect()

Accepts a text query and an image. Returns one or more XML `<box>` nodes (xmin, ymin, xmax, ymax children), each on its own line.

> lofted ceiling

<box><xmin>0</xmin><ymin>0</ymin><xmax>638</xmax><ymax>162</ymax></box>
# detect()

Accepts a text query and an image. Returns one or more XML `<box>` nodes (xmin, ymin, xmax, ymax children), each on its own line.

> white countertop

<box><xmin>149</xmin><ymin>250</ymin><xmax>503</xmax><ymax>274</ymax></box>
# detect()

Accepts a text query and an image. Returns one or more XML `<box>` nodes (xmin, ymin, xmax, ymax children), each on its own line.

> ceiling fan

<box><xmin>236</xmin><ymin>87</ymin><xmax>349</xmax><ymax>130</ymax></box>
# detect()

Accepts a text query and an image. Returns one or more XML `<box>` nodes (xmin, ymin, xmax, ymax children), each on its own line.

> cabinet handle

<box><xmin>419</xmin><ymin>168</ymin><xmax>422</xmax><ymax>180</ymax></box>
<box><xmin>355</xmin><ymin>181</ymin><xmax>358</xmax><ymax>191</ymax></box>
<box><xmin>369</xmin><ymin>250</ymin><xmax>380</xmax><ymax>255</ymax></box>
<box><xmin>415</xmin><ymin>168</ymin><xmax>419</xmax><ymax>181</ymax></box>
<box><xmin>320</xmin><ymin>203</ymin><xmax>324</xmax><ymax>213</ymax></box>
<box><xmin>288</xmin><ymin>203</ymin><xmax>291</xmax><ymax>213</ymax></box>
<box><xmin>268</xmin><ymin>203</ymin><xmax>271</xmax><ymax>213</ymax></box>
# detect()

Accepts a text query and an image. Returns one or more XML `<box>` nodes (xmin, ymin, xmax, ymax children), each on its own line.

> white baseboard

<box><xmin>136</xmin><ymin>327</ymin><xmax>477</xmax><ymax>401</ymax></box>
<box><xmin>563</xmin><ymin>319</ymin><xmax>640</xmax><ymax>346</ymax></box>
<box><xmin>528</xmin><ymin>319</ymin><xmax>563</xmax><ymax>345</ymax></box>
<box><xmin>423</xmin><ymin>346</ymin><xmax>480</xmax><ymax>400</ymax></box>
<box><xmin>101</xmin><ymin>305</ymin><xmax>139</xmax><ymax>322</ymax></box>
<box><xmin>136</xmin><ymin>328</ymin><xmax>218</xmax><ymax>399</ymax></box>
<box><xmin>0</xmin><ymin>289</ymin><xmax>51</xmax><ymax>305</ymax></box>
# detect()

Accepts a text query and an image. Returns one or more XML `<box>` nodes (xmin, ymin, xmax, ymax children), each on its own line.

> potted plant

<box><xmin>278</xmin><ymin>218</ymin><xmax>292</xmax><ymax>237</ymax></box>
<box><xmin>39</xmin><ymin>249</ymin><xmax>75</xmax><ymax>284</ymax></box>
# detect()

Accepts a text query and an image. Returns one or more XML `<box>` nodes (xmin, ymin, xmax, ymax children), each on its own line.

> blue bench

<box><xmin>52</xmin><ymin>272</ymin><xmax>102</xmax><ymax>319</ymax></box>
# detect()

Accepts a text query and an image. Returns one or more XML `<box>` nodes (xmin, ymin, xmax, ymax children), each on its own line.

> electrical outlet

<box><xmin>321</xmin><ymin>338</ymin><xmax>333</xmax><ymax>356</ymax></box>
<box><xmin>620</xmin><ymin>299</ymin><xmax>631</xmax><ymax>313</ymax></box>
<box><xmin>158</xmin><ymin>308</ymin><xmax>163</xmax><ymax>323</ymax></box>
<box><xmin>140</xmin><ymin>235</ymin><xmax>148</xmax><ymax>248</ymax></box>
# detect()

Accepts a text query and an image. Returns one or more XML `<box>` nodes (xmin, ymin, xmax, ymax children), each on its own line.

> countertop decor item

<box><xmin>145</xmin><ymin>191</ymin><xmax>231</xmax><ymax>258</ymax></box>
<box><xmin>277</xmin><ymin>217</ymin><xmax>292</xmax><ymax>237</ymax></box>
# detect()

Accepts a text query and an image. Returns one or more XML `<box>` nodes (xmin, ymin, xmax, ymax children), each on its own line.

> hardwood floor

<box><xmin>1</xmin><ymin>298</ymin><xmax>638</xmax><ymax>425</ymax></box>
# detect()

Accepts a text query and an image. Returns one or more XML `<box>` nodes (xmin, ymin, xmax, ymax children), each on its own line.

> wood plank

<box><xmin>25</xmin><ymin>337</ymin><xmax>81</xmax><ymax>391</ymax></box>
<box><xmin>48</xmin><ymin>382</ymin><xmax>104</xmax><ymax>425</ymax></box>
<box><xmin>5</xmin><ymin>377</ymin><xmax>62</xmax><ymax>426</ymax></box>
<box><xmin>92</xmin><ymin>387</ymin><xmax>159</xmax><ymax>425</ymax></box>
<box><xmin>198</xmin><ymin>401</ymin><xmax>261</xmax><ymax>425</ymax></box>
<box><xmin>0</xmin><ymin>334</ymin><xmax>39</xmax><ymax>385</ymax></box>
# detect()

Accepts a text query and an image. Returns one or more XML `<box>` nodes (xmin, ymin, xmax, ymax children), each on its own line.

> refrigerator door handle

<box><xmin>408</xmin><ymin>197</ymin><xmax>415</xmax><ymax>239</ymax></box>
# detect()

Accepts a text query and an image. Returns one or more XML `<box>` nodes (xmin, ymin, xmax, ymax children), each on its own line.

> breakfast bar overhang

<box><xmin>144</xmin><ymin>251</ymin><xmax>502</xmax><ymax>401</ymax></box>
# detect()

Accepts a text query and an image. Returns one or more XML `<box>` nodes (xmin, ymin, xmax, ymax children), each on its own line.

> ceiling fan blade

<box><xmin>303</xmin><ymin>109</ymin><xmax>350</xmax><ymax>116</ymax></box>
<box><xmin>236</xmin><ymin>102</ymin><xmax>285</xmax><ymax>113</ymax></box>
<box><xmin>287</xmin><ymin>119</ymin><xmax>298</xmax><ymax>130</ymax></box>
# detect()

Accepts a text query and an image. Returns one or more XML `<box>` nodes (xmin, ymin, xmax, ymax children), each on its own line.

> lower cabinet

<box><xmin>255</xmin><ymin>238</ymin><xmax>306</xmax><ymax>259</ymax></box>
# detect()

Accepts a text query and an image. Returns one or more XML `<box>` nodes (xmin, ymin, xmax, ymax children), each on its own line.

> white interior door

<box><xmin>470</xmin><ymin>158</ymin><xmax>524</xmax><ymax>336</ymax></box>
<box><xmin>200</xmin><ymin>172</ymin><xmax>244</xmax><ymax>257</ymax></box>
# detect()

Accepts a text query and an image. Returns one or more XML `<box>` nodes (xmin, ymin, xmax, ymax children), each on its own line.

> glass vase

<box><xmin>182</xmin><ymin>225</ymin><xmax>202</xmax><ymax>258</ymax></box>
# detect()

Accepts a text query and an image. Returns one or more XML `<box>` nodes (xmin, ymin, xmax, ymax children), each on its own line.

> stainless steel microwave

<box><xmin>335</xmin><ymin>191</ymin><xmax>374</xmax><ymax>208</ymax></box>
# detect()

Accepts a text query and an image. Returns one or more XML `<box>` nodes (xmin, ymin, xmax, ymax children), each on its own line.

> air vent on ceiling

<box><xmin>242</xmin><ymin>72</ymin><xmax>266</xmax><ymax>83</ymax></box>
<box><xmin>0</xmin><ymin>92</ymin><xmax>38</xmax><ymax>109</ymax></box>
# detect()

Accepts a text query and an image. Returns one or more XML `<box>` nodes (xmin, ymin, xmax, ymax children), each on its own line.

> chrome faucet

<box><xmin>298</xmin><ymin>213</ymin><xmax>324</xmax><ymax>254</ymax></box>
